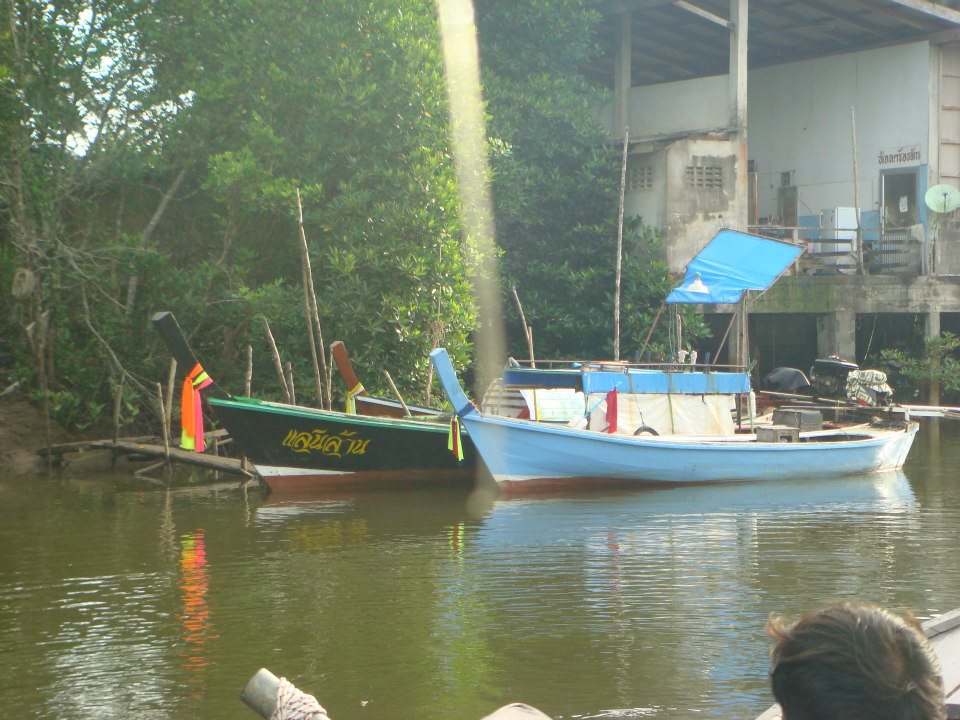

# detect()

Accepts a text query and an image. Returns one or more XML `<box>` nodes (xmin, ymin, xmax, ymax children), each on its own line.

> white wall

<box><xmin>749</xmin><ymin>42</ymin><xmax>932</xmax><ymax>223</ymax></box>
<box><xmin>601</xmin><ymin>75</ymin><xmax>730</xmax><ymax>138</ymax></box>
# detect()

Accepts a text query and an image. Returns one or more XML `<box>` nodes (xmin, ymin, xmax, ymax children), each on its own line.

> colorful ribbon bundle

<box><xmin>345</xmin><ymin>382</ymin><xmax>365</xmax><ymax>414</ymax></box>
<box><xmin>448</xmin><ymin>415</ymin><xmax>464</xmax><ymax>461</ymax></box>
<box><xmin>181</xmin><ymin>363</ymin><xmax>213</xmax><ymax>452</ymax></box>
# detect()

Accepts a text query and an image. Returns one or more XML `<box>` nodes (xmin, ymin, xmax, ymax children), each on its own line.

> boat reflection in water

<box><xmin>246</xmin><ymin>472</ymin><xmax>918</xmax><ymax>720</ymax></box>
<box><xmin>253</xmin><ymin>471</ymin><xmax>915</xmax><ymax>545</ymax></box>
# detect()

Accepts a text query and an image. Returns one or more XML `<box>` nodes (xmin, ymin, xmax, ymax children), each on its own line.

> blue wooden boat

<box><xmin>429</xmin><ymin>229</ymin><xmax>919</xmax><ymax>491</ymax></box>
<box><xmin>430</xmin><ymin>347</ymin><xmax>917</xmax><ymax>490</ymax></box>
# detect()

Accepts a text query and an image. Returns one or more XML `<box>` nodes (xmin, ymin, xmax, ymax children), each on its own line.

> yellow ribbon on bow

<box><xmin>448</xmin><ymin>415</ymin><xmax>464</xmax><ymax>461</ymax></box>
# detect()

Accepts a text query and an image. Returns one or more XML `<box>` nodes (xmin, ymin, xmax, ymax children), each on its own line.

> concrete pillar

<box><xmin>926</xmin><ymin>310</ymin><xmax>941</xmax><ymax>406</ymax></box>
<box><xmin>729</xmin><ymin>0</ymin><xmax>749</xmax><ymax>231</ymax></box>
<box><xmin>817</xmin><ymin>311</ymin><xmax>856</xmax><ymax>361</ymax></box>
<box><xmin>614</xmin><ymin>11</ymin><xmax>631</xmax><ymax>139</ymax></box>
<box><xmin>729</xmin><ymin>0</ymin><xmax>748</xmax><ymax>132</ymax></box>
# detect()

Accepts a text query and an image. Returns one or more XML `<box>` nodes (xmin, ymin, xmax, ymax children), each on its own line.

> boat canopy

<box><xmin>501</xmin><ymin>366</ymin><xmax>751</xmax><ymax>395</ymax></box>
<box><xmin>665</xmin><ymin>229</ymin><xmax>803</xmax><ymax>305</ymax></box>
<box><xmin>579</xmin><ymin>369</ymin><xmax>750</xmax><ymax>395</ymax></box>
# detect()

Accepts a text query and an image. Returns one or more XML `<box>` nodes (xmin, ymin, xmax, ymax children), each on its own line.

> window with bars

<box><xmin>627</xmin><ymin>165</ymin><xmax>653</xmax><ymax>190</ymax></box>
<box><xmin>685</xmin><ymin>165</ymin><xmax>723</xmax><ymax>189</ymax></box>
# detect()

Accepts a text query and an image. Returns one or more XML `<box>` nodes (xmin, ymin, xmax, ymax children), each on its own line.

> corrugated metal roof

<box><xmin>588</xmin><ymin>0</ymin><xmax>960</xmax><ymax>87</ymax></box>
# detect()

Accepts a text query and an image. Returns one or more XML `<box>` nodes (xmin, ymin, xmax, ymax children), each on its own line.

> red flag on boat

<box><xmin>606</xmin><ymin>388</ymin><xmax>618</xmax><ymax>434</ymax></box>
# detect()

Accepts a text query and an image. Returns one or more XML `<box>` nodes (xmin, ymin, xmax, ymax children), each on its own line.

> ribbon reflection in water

<box><xmin>179</xmin><ymin>529</ymin><xmax>216</xmax><ymax>690</ymax></box>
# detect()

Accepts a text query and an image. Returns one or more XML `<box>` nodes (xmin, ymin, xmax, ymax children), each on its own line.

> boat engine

<box><xmin>809</xmin><ymin>357</ymin><xmax>894</xmax><ymax>406</ymax></box>
<box><xmin>809</xmin><ymin>357</ymin><xmax>859</xmax><ymax>400</ymax></box>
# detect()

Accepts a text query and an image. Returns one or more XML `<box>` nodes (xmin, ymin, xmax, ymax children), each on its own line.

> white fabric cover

<box><xmin>584</xmin><ymin>393</ymin><xmax>737</xmax><ymax>436</ymax></box>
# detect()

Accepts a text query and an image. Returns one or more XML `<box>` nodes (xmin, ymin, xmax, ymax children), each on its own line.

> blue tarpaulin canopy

<box><xmin>665</xmin><ymin>229</ymin><xmax>803</xmax><ymax>305</ymax></box>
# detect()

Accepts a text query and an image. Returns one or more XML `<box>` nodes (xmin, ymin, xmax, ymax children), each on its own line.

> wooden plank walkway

<box><xmin>895</xmin><ymin>404</ymin><xmax>960</xmax><ymax>421</ymax></box>
<box><xmin>755</xmin><ymin>608</ymin><xmax>960</xmax><ymax>719</ymax></box>
<box><xmin>37</xmin><ymin>429</ymin><xmax>253</xmax><ymax>477</ymax></box>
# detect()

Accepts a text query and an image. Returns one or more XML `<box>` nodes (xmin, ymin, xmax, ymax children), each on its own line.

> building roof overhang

<box><xmin>588</xmin><ymin>0</ymin><xmax>960</xmax><ymax>88</ymax></box>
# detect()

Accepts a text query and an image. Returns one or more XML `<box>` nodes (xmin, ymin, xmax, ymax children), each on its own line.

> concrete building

<box><xmin>595</xmin><ymin>0</ymin><xmax>960</xmax><ymax>397</ymax></box>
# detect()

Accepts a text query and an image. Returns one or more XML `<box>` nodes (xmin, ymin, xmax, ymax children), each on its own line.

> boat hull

<box><xmin>208</xmin><ymin>397</ymin><xmax>477</xmax><ymax>493</ymax></box>
<box><xmin>460</xmin><ymin>413</ymin><xmax>918</xmax><ymax>489</ymax></box>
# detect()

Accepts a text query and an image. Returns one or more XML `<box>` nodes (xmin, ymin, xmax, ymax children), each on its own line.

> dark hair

<box><xmin>768</xmin><ymin>601</ymin><xmax>945</xmax><ymax>720</ymax></box>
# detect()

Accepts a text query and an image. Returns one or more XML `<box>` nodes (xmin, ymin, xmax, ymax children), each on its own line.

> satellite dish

<box><xmin>924</xmin><ymin>184</ymin><xmax>960</xmax><ymax>214</ymax></box>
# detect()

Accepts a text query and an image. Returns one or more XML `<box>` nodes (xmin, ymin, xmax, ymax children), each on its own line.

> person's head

<box><xmin>767</xmin><ymin>601</ymin><xmax>944</xmax><ymax>720</ymax></box>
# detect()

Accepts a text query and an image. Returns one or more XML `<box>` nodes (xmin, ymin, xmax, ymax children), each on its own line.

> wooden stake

<box><xmin>295</xmin><ymin>189</ymin><xmax>330</xmax><ymax>409</ymax></box>
<box><xmin>638</xmin><ymin>304</ymin><xmax>665</xmax><ymax>361</ymax></box>
<box><xmin>112</xmin><ymin>372</ymin><xmax>126</xmax><ymax>446</ymax></box>
<box><xmin>242</xmin><ymin>344</ymin><xmax>253</xmax><ymax>474</ymax></box>
<box><xmin>713</xmin><ymin>311</ymin><xmax>738</xmax><ymax>365</ymax></box>
<box><xmin>156</xmin><ymin>382</ymin><xmax>170</xmax><ymax>460</ymax></box>
<box><xmin>165</xmin><ymin>358</ymin><xmax>177</xmax><ymax>448</ymax></box>
<box><xmin>245</xmin><ymin>345</ymin><xmax>253</xmax><ymax>396</ymax></box>
<box><xmin>511</xmin><ymin>286</ymin><xmax>536</xmax><ymax>367</ymax></box>
<box><xmin>285</xmin><ymin>361</ymin><xmax>296</xmax><ymax>405</ymax></box>
<box><xmin>383</xmin><ymin>370</ymin><xmax>411</xmax><ymax>417</ymax></box>
<box><xmin>301</xmin><ymin>261</ymin><xmax>323</xmax><ymax>407</ymax></box>
<box><xmin>261</xmin><ymin>316</ymin><xmax>291</xmax><ymax>402</ymax></box>
<box><xmin>614</xmin><ymin>127</ymin><xmax>629</xmax><ymax>361</ymax></box>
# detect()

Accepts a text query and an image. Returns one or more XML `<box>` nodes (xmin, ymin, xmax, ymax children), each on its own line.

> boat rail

<box><xmin>506</xmin><ymin>358</ymin><xmax>748</xmax><ymax>373</ymax></box>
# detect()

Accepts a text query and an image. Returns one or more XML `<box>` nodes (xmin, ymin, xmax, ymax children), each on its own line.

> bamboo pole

<box><xmin>383</xmin><ymin>371</ymin><xmax>411</xmax><ymax>416</ymax></box>
<box><xmin>614</xmin><ymin>127</ymin><xmax>629</xmax><ymax>361</ymax></box>
<box><xmin>112</xmin><ymin>372</ymin><xmax>126</xmax><ymax>462</ymax></box>
<box><xmin>245</xmin><ymin>345</ymin><xmax>253</xmax><ymax>396</ymax></box>
<box><xmin>156</xmin><ymin>382</ymin><xmax>170</xmax><ymax>460</ymax></box>
<box><xmin>301</xmin><ymin>261</ymin><xmax>323</xmax><ymax>407</ymax></box>
<box><xmin>261</xmin><ymin>316</ymin><xmax>291</xmax><ymax>402</ymax></box>
<box><xmin>242</xmin><ymin>344</ymin><xmax>253</xmax><ymax>475</ymax></box>
<box><xmin>637</xmin><ymin>304</ymin><xmax>665</xmax><ymax>362</ymax></box>
<box><xmin>713</xmin><ymin>309</ymin><xmax>738</xmax><ymax>366</ymax></box>
<box><xmin>511</xmin><ymin>286</ymin><xmax>536</xmax><ymax>367</ymax></box>
<box><xmin>424</xmin><ymin>319</ymin><xmax>445</xmax><ymax>407</ymax></box>
<box><xmin>285</xmin><ymin>361</ymin><xmax>296</xmax><ymax>405</ymax></box>
<box><xmin>164</xmin><ymin>358</ymin><xmax>177</xmax><ymax>447</ymax></box>
<box><xmin>295</xmin><ymin>189</ymin><xmax>330</xmax><ymax>409</ymax></box>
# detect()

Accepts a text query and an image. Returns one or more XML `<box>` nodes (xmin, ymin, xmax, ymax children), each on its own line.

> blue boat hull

<box><xmin>429</xmin><ymin>348</ymin><xmax>918</xmax><ymax>489</ymax></box>
<box><xmin>458</xmin><ymin>413</ymin><xmax>917</xmax><ymax>488</ymax></box>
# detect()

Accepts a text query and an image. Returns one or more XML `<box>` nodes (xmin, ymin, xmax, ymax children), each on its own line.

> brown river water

<box><xmin>1</xmin><ymin>419</ymin><xmax>959</xmax><ymax>720</ymax></box>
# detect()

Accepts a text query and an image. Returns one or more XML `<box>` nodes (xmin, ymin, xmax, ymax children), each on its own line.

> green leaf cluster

<box><xmin>475</xmin><ymin>0</ymin><xmax>685</xmax><ymax>360</ymax></box>
<box><xmin>1</xmin><ymin>0</ymin><xmax>687</xmax><ymax>436</ymax></box>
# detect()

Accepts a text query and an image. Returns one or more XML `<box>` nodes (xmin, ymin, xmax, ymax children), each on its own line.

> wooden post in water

<box><xmin>241</xmin><ymin>344</ymin><xmax>253</xmax><ymax>477</ymax></box>
<box><xmin>112</xmin><ymin>372</ymin><xmax>126</xmax><ymax>446</ymax></box>
<box><xmin>165</xmin><ymin>358</ymin><xmax>177</xmax><ymax>448</ymax></box>
<box><xmin>156</xmin><ymin>383</ymin><xmax>170</xmax><ymax>461</ymax></box>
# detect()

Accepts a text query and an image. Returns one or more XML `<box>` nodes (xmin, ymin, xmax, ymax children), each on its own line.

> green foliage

<box><xmin>166</xmin><ymin>0</ymin><xmax>476</xmax><ymax>404</ymax></box>
<box><xmin>881</xmin><ymin>332</ymin><xmax>960</xmax><ymax>400</ymax></box>
<box><xmin>2</xmin><ymin>0</ymin><xmax>480</xmax><ymax>433</ymax></box>
<box><xmin>475</xmin><ymin>0</ymin><xmax>690</xmax><ymax>360</ymax></box>
<box><xmin>0</xmin><ymin>0</ymin><xmax>699</xmax><ymax>436</ymax></box>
